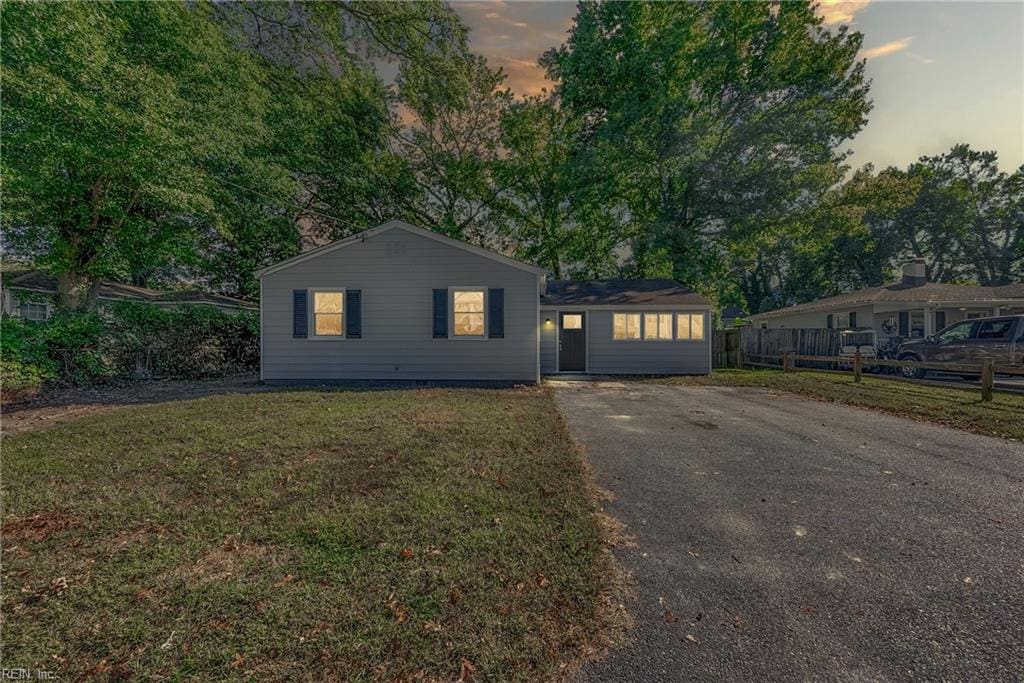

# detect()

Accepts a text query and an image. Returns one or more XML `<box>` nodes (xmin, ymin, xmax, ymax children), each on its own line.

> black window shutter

<box><xmin>898</xmin><ymin>311</ymin><xmax>909</xmax><ymax>337</ymax></box>
<box><xmin>488</xmin><ymin>288</ymin><xmax>504</xmax><ymax>339</ymax></box>
<box><xmin>934</xmin><ymin>311</ymin><xmax>946</xmax><ymax>331</ymax></box>
<box><xmin>826</xmin><ymin>314</ymin><xmax>834</xmax><ymax>329</ymax></box>
<box><xmin>293</xmin><ymin>289</ymin><xmax>308</xmax><ymax>338</ymax></box>
<box><xmin>432</xmin><ymin>289</ymin><xmax>448</xmax><ymax>338</ymax></box>
<box><xmin>849</xmin><ymin>312</ymin><xmax>857</xmax><ymax>329</ymax></box>
<box><xmin>346</xmin><ymin>289</ymin><xmax>361</xmax><ymax>338</ymax></box>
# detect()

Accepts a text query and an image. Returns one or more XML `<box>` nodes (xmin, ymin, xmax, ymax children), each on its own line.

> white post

<box><xmin>923</xmin><ymin>307</ymin><xmax>934</xmax><ymax>337</ymax></box>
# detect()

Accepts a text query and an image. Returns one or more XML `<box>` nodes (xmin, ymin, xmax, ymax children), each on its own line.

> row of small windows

<box><xmin>611</xmin><ymin>313</ymin><xmax>704</xmax><ymax>341</ymax></box>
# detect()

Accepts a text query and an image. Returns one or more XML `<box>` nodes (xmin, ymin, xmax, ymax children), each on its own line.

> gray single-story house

<box><xmin>257</xmin><ymin>220</ymin><xmax>711</xmax><ymax>385</ymax></box>
<box><xmin>747</xmin><ymin>258</ymin><xmax>1024</xmax><ymax>341</ymax></box>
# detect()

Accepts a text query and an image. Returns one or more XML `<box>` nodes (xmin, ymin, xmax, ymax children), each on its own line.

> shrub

<box><xmin>1</xmin><ymin>302</ymin><xmax>260</xmax><ymax>388</ymax></box>
<box><xmin>0</xmin><ymin>359</ymin><xmax>49</xmax><ymax>404</ymax></box>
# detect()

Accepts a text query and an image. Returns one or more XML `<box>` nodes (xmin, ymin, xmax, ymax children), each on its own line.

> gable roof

<box><xmin>2</xmin><ymin>270</ymin><xmax>256</xmax><ymax>310</ymax></box>
<box><xmin>748</xmin><ymin>281</ymin><xmax>1024</xmax><ymax>320</ymax></box>
<box><xmin>256</xmin><ymin>220</ymin><xmax>548</xmax><ymax>278</ymax></box>
<box><xmin>541</xmin><ymin>279</ymin><xmax>709</xmax><ymax>306</ymax></box>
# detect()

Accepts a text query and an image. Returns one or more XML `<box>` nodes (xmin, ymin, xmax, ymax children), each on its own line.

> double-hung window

<box><xmin>677</xmin><ymin>313</ymin><xmax>705</xmax><ymax>341</ymax></box>
<box><xmin>613</xmin><ymin>313</ymin><xmax>641</xmax><ymax>340</ymax></box>
<box><xmin>313</xmin><ymin>291</ymin><xmax>344</xmax><ymax>337</ymax></box>
<box><xmin>644</xmin><ymin>313</ymin><xmax>673</xmax><ymax>340</ymax></box>
<box><xmin>453</xmin><ymin>289</ymin><xmax>485</xmax><ymax>336</ymax></box>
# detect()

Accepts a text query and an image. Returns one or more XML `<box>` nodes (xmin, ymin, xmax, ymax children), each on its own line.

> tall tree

<box><xmin>1</xmin><ymin>2</ymin><xmax>291</xmax><ymax>307</ymax></box>
<box><xmin>492</xmin><ymin>95</ymin><xmax>629</xmax><ymax>277</ymax></box>
<box><xmin>545</xmin><ymin>1</ymin><xmax>872</xmax><ymax>299</ymax></box>
<box><xmin>898</xmin><ymin>145</ymin><xmax>1022</xmax><ymax>285</ymax></box>
<box><xmin>392</xmin><ymin>54</ymin><xmax>511</xmax><ymax>242</ymax></box>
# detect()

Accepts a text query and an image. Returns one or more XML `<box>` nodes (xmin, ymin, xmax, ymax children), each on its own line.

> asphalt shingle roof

<box><xmin>749</xmin><ymin>281</ymin><xmax>1024</xmax><ymax>319</ymax></box>
<box><xmin>541</xmin><ymin>279</ymin><xmax>709</xmax><ymax>306</ymax></box>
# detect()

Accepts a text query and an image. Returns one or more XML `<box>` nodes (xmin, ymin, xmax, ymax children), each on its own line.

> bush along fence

<box><xmin>1</xmin><ymin>301</ymin><xmax>258</xmax><ymax>403</ymax></box>
<box><xmin>712</xmin><ymin>327</ymin><xmax>1022</xmax><ymax>401</ymax></box>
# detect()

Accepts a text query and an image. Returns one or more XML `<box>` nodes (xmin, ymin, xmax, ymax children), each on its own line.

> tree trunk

<box><xmin>56</xmin><ymin>272</ymin><xmax>100</xmax><ymax>310</ymax></box>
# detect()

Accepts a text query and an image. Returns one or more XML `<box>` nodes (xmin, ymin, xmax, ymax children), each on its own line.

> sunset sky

<box><xmin>450</xmin><ymin>0</ymin><xmax>1024</xmax><ymax>172</ymax></box>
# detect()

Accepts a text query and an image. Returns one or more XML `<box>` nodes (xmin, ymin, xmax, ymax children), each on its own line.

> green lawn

<box><xmin>2</xmin><ymin>388</ymin><xmax>626</xmax><ymax>681</ymax></box>
<box><xmin>658</xmin><ymin>369</ymin><xmax>1024</xmax><ymax>441</ymax></box>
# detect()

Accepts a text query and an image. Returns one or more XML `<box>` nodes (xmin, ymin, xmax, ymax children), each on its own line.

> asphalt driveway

<box><xmin>554</xmin><ymin>381</ymin><xmax>1024</xmax><ymax>681</ymax></box>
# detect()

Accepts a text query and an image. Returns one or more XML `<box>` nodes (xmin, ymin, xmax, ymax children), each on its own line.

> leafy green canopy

<box><xmin>1</xmin><ymin>1</ymin><xmax>473</xmax><ymax>304</ymax></box>
<box><xmin>544</xmin><ymin>1</ymin><xmax>872</xmax><ymax>300</ymax></box>
<box><xmin>2</xmin><ymin>2</ymin><xmax>291</xmax><ymax>302</ymax></box>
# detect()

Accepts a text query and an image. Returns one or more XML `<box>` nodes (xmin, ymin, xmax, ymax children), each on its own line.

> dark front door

<box><xmin>558</xmin><ymin>312</ymin><xmax>586</xmax><ymax>372</ymax></box>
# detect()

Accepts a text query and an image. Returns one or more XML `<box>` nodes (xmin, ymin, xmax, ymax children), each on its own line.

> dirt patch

<box><xmin>107</xmin><ymin>523</ymin><xmax>168</xmax><ymax>552</ymax></box>
<box><xmin>1</xmin><ymin>510</ymin><xmax>78</xmax><ymax>541</ymax></box>
<box><xmin>1</xmin><ymin>375</ymin><xmax>267</xmax><ymax>435</ymax></box>
<box><xmin>405</xmin><ymin>407</ymin><xmax>457</xmax><ymax>425</ymax></box>
<box><xmin>175</xmin><ymin>539</ymin><xmax>269</xmax><ymax>587</ymax></box>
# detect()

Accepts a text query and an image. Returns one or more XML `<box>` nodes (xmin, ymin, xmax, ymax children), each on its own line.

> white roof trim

<box><xmin>256</xmin><ymin>220</ymin><xmax>548</xmax><ymax>278</ymax></box>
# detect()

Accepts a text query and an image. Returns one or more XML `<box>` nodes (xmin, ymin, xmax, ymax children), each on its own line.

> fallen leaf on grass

<box><xmin>399</xmin><ymin>548</ymin><xmax>414</xmax><ymax>560</ymax></box>
<box><xmin>663</xmin><ymin>611</ymin><xmax>679</xmax><ymax>624</ymax></box>
<box><xmin>86</xmin><ymin>659</ymin><xmax>111</xmax><ymax>675</ymax></box>
<box><xmin>49</xmin><ymin>577</ymin><xmax>68</xmax><ymax>596</ymax></box>
<box><xmin>274</xmin><ymin>574</ymin><xmax>294</xmax><ymax>587</ymax></box>
<box><xmin>386</xmin><ymin>593</ymin><xmax>410</xmax><ymax>624</ymax></box>
<box><xmin>458</xmin><ymin>657</ymin><xmax>477</xmax><ymax>682</ymax></box>
<box><xmin>230</xmin><ymin>653</ymin><xmax>245</xmax><ymax>669</ymax></box>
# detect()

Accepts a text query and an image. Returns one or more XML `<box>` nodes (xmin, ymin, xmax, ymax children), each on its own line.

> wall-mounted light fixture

<box><xmin>544</xmin><ymin>317</ymin><xmax>552</xmax><ymax>325</ymax></box>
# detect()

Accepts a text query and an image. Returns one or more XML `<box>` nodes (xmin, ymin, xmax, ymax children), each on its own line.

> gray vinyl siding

<box><xmin>539</xmin><ymin>308</ymin><xmax>711</xmax><ymax>375</ymax></box>
<box><xmin>539</xmin><ymin>311</ymin><xmax>557</xmax><ymax>373</ymax></box>
<box><xmin>261</xmin><ymin>227</ymin><xmax>539</xmax><ymax>383</ymax></box>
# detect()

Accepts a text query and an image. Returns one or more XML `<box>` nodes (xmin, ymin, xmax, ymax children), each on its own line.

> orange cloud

<box><xmin>818</xmin><ymin>0</ymin><xmax>871</xmax><ymax>26</ymax></box>
<box><xmin>452</xmin><ymin>1</ymin><xmax>574</xmax><ymax>98</ymax></box>
<box><xmin>493</xmin><ymin>56</ymin><xmax>551</xmax><ymax>96</ymax></box>
<box><xmin>860</xmin><ymin>36</ymin><xmax>913</xmax><ymax>60</ymax></box>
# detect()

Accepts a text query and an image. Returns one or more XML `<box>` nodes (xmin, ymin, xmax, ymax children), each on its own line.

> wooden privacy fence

<box><xmin>713</xmin><ymin>327</ymin><xmax>842</xmax><ymax>369</ymax></box>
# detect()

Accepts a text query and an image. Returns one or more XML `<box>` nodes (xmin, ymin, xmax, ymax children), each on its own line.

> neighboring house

<box><xmin>1</xmin><ymin>270</ymin><xmax>257</xmax><ymax>319</ymax></box>
<box><xmin>720</xmin><ymin>305</ymin><xmax>749</xmax><ymax>328</ymax></box>
<box><xmin>747</xmin><ymin>259</ymin><xmax>1024</xmax><ymax>341</ymax></box>
<box><xmin>257</xmin><ymin>220</ymin><xmax>712</xmax><ymax>385</ymax></box>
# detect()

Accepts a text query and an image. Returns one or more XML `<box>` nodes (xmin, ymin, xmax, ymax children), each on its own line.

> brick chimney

<box><xmin>901</xmin><ymin>258</ymin><xmax>927</xmax><ymax>287</ymax></box>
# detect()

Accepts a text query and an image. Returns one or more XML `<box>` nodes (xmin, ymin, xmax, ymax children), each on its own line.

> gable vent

<box><xmin>385</xmin><ymin>241</ymin><xmax>407</xmax><ymax>257</ymax></box>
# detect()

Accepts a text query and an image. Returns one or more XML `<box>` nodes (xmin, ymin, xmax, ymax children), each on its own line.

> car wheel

<box><xmin>898</xmin><ymin>354</ymin><xmax>927</xmax><ymax>379</ymax></box>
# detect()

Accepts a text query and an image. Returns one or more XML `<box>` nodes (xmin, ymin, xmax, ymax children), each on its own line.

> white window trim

<box><xmin>309</xmin><ymin>288</ymin><xmax>346</xmax><ymax>340</ymax></box>
<box><xmin>643</xmin><ymin>312</ymin><xmax>675</xmax><ymax>342</ymax></box>
<box><xmin>676</xmin><ymin>312</ymin><xmax>706</xmax><ymax>342</ymax></box>
<box><xmin>612</xmin><ymin>312</ymin><xmax>643</xmax><ymax>342</ymax></box>
<box><xmin>448</xmin><ymin>286</ymin><xmax>488</xmax><ymax>340</ymax></box>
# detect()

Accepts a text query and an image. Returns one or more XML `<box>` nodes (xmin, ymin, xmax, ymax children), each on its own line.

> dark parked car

<box><xmin>897</xmin><ymin>314</ymin><xmax>1024</xmax><ymax>379</ymax></box>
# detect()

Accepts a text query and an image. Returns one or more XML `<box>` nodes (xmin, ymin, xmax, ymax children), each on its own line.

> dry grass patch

<box><xmin>2</xmin><ymin>387</ymin><xmax>626</xmax><ymax>681</ymax></box>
